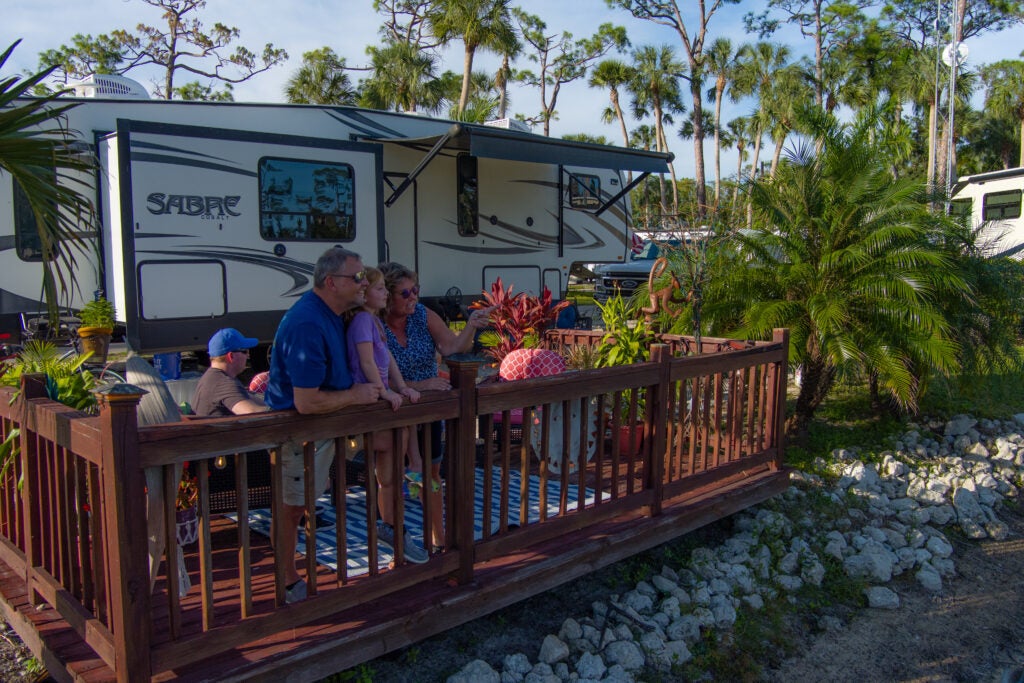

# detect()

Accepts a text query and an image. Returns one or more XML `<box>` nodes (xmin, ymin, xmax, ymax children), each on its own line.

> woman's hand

<box><xmin>467</xmin><ymin>306</ymin><xmax>495</xmax><ymax>330</ymax></box>
<box><xmin>411</xmin><ymin>376</ymin><xmax>452</xmax><ymax>392</ymax></box>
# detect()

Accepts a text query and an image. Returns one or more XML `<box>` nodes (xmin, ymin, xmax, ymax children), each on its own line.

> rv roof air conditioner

<box><xmin>484</xmin><ymin>117</ymin><xmax>532</xmax><ymax>133</ymax></box>
<box><xmin>72</xmin><ymin>74</ymin><xmax>150</xmax><ymax>99</ymax></box>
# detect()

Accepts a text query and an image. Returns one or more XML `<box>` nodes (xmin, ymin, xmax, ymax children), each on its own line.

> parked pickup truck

<box><xmin>593</xmin><ymin>239</ymin><xmax>682</xmax><ymax>303</ymax></box>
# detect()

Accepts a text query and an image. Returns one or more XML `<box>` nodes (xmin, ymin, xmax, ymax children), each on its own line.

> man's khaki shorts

<box><xmin>279</xmin><ymin>438</ymin><xmax>335</xmax><ymax>506</ymax></box>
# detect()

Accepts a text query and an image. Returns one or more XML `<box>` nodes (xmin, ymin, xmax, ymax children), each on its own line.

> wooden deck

<box><xmin>0</xmin><ymin>331</ymin><xmax>789</xmax><ymax>682</ymax></box>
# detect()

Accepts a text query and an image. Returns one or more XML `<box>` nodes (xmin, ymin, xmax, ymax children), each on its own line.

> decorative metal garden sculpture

<box><xmin>640</xmin><ymin>257</ymin><xmax>691</xmax><ymax>328</ymax></box>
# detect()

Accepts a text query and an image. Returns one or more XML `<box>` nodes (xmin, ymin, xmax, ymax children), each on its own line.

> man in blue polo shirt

<box><xmin>266</xmin><ymin>246</ymin><xmax>383</xmax><ymax>603</ymax></box>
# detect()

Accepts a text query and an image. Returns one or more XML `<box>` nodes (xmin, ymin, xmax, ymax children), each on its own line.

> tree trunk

<box><xmin>713</xmin><ymin>84</ymin><xmax>724</xmax><ymax>209</ymax></box>
<box><xmin>497</xmin><ymin>55</ymin><xmax>510</xmax><ymax>119</ymax></box>
<box><xmin>785</xmin><ymin>358</ymin><xmax>836</xmax><ymax>437</ymax></box>
<box><xmin>927</xmin><ymin>101</ymin><xmax>937</xmax><ymax>190</ymax></box>
<box><xmin>459</xmin><ymin>46</ymin><xmax>475</xmax><ymax>114</ymax></box>
<box><xmin>689</xmin><ymin>79</ymin><xmax>708</xmax><ymax>217</ymax></box>
<box><xmin>611</xmin><ymin>89</ymin><xmax>632</xmax><ymax>184</ymax></box>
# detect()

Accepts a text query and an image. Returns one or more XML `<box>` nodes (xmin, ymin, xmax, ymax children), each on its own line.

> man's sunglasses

<box><xmin>331</xmin><ymin>270</ymin><xmax>366</xmax><ymax>284</ymax></box>
<box><xmin>398</xmin><ymin>285</ymin><xmax>420</xmax><ymax>299</ymax></box>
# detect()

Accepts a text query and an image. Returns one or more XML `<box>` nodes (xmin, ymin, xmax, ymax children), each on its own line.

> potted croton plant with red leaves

<box><xmin>470</xmin><ymin>277</ymin><xmax>569</xmax><ymax>365</ymax></box>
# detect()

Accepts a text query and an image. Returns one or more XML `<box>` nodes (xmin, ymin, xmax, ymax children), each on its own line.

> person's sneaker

<box><xmin>284</xmin><ymin>579</ymin><xmax>306</xmax><ymax>604</ymax></box>
<box><xmin>376</xmin><ymin>521</ymin><xmax>429</xmax><ymax>564</ymax></box>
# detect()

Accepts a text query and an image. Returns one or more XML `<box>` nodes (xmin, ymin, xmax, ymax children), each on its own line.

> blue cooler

<box><xmin>153</xmin><ymin>352</ymin><xmax>182</xmax><ymax>381</ymax></box>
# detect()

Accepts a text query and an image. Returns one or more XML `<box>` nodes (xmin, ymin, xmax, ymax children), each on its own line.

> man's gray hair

<box><xmin>313</xmin><ymin>247</ymin><xmax>361</xmax><ymax>288</ymax></box>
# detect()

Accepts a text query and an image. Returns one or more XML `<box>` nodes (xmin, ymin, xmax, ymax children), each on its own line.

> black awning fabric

<box><xmin>466</xmin><ymin>126</ymin><xmax>672</xmax><ymax>173</ymax></box>
<box><xmin>375</xmin><ymin>123</ymin><xmax>672</xmax><ymax>174</ymax></box>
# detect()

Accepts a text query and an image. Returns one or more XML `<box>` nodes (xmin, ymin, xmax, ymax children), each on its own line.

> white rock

<box><xmin>504</xmin><ymin>653</ymin><xmax>534</xmax><ymax>676</ymax></box>
<box><xmin>604</xmin><ymin>640</ymin><xmax>645</xmax><ymax>671</ymax></box>
<box><xmin>650</xmin><ymin>574</ymin><xmax>677</xmax><ymax>594</ymax></box>
<box><xmin>635</xmin><ymin>580</ymin><xmax>657</xmax><ymax>597</ymax></box>
<box><xmin>945</xmin><ymin>415</ymin><xmax>977</xmax><ymax>437</ymax></box>
<box><xmin>575</xmin><ymin>652</ymin><xmax>606</xmax><ymax>680</ymax></box>
<box><xmin>742</xmin><ymin>593</ymin><xmax>765</xmax><ymax>610</ymax></box>
<box><xmin>710</xmin><ymin>594</ymin><xmax>737</xmax><ymax>627</ymax></box>
<box><xmin>844</xmin><ymin>542</ymin><xmax>896</xmax><ymax>582</ymax></box>
<box><xmin>621</xmin><ymin>590</ymin><xmax>653</xmax><ymax>614</ymax></box>
<box><xmin>538</xmin><ymin>635</ymin><xmax>570</xmax><ymax>665</ymax></box>
<box><xmin>775</xmin><ymin>574</ymin><xmax>804</xmax><ymax>592</ymax></box>
<box><xmin>665</xmin><ymin>615</ymin><xmax>701</xmax><ymax>644</ymax></box>
<box><xmin>864</xmin><ymin>586</ymin><xmax>900</xmax><ymax>609</ymax></box>
<box><xmin>602</xmin><ymin>664</ymin><xmax>633</xmax><ymax>683</ymax></box>
<box><xmin>660</xmin><ymin>640</ymin><xmax>692</xmax><ymax>667</ymax></box>
<box><xmin>639</xmin><ymin>630</ymin><xmax>665</xmax><ymax>653</ymax></box>
<box><xmin>929</xmin><ymin>505</ymin><xmax>956</xmax><ymax>526</ymax></box>
<box><xmin>658</xmin><ymin>596</ymin><xmax>681</xmax><ymax>622</ymax></box>
<box><xmin>449</xmin><ymin>659</ymin><xmax>501</xmax><ymax>683</ymax></box>
<box><xmin>986</xmin><ymin>520</ymin><xmax>1010</xmax><ymax>540</ymax></box>
<box><xmin>925</xmin><ymin>535</ymin><xmax>954</xmax><ymax>558</ymax></box>
<box><xmin>916</xmin><ymin>562</ymin><xmax>943</xmax><ymax>592</ymax></box>
<box><xmin>524</xmin><ymin>662</ymin><xmax>558</xmax><ymax>683</ymax></box>
<box><xmin>801</xmin><ymin>558</ymin><xmax>826</xmax><ymax>587</ymax></box>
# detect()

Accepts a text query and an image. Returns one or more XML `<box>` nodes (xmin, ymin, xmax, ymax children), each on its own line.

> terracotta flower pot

<box><xmin>617</xmin><ymin>423</ymin><xmax>645</xmax><ymax>456</ymax></box>
<box><xmin>77</xmin><ymin>326</ymin><xmax>113</xmax><ymax>364</ymax></box>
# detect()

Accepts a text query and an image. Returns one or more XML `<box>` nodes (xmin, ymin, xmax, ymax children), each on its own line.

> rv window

<box><xmin>12</xmin><ymin>179</ymin><xmax>50</xmax><ymax>262</ymax></box>
<box><xmin>949</xmin><ymin>198</ymin><xmax>972</xmax><ymax>223</ymax></box>
<box><xmin>568</xmin><ymin>174</ymin><xmax>601</xmax><ymax>209</ymax></box>
<box><xmin>457</xmin><ymin>155</ymin><xmax>478</xmax><ymax>236</ymax></box>
<box><xmin>982</xmin><ymin>190</ymin><xmax>1022</xmax><ymax>221</ymax></box>
<box><xmin>258</xmin><ymin>158</ymin><xmax>356</xmax><ymax>241</ymax></box>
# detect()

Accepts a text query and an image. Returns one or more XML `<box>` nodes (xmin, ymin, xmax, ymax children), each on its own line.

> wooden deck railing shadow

<box><xmin>0</xmin><ymin>329</ymin><xmax>788</xmax><ymax>682</ymax></box>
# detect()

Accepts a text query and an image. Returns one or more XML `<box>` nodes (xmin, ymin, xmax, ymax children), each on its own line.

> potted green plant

<box><xmin>0</xmin><ymin>340</ymin><xmax>98</xmax><ymax>480</ymax></box>
<box><xmin>594</xmin><ymin>293</ymin><xmax>656</xmax><ymax>455</ymax></box>
<box><xmin>77</xmin><ymin>296</ymin><xmax>116</xmax><ymax>363</ymax></box>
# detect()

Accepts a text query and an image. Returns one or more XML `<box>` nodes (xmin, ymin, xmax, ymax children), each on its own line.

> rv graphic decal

<box><xmin>136</xmin><ymin>243</ymin><xmax>314</xmax><ymax>296</ymax></box>
<box><xmin>146</xmin><ymin>193</ymin><xmax>242</xmax><ymax>218</ymax></box>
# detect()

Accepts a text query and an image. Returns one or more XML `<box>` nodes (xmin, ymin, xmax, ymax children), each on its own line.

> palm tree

<box><xmin>717</xmin><ymin>108</ymin><xmax>962</xmax><ymax>435</ymax></box>
<box><xmin>731</xmin><ymin>42</ymin><xmax>792</xmax><ymax>180</ymax></box>
<box><xmin>726</xmin><ymin>116</ymin><xmax>751</xmax><ymax>210</ymax></box>
<box><xmin>763</xmin><ymin>63</ymin><xmax>809</xmax><ymax>177</ymax></box>
<box><xmin>427</xmin><ymin>0</ymin><xmax>517</xmax><ymax>115</ymax></box>
<box><xmin>589</xmin><ymin>59</ymin><xmax>634</xmax><ymax>149</ymax></box>
<box><xmin>0</xmin><ymin>41</ymin><xmax>95</xmax><ymax>324</ymax></box>
<box><xmin>982</xmin><ymin>58</ymin><xmax>1024</xmax><ymax>167</ymax></box>
<box><xmin>285</xmin><ymin>48</ymin><xmax>356</xmax><ymax>105</ymax></box>
<box><xmin>629</xmin><ymin>45</ymin><xmax>685</xmax><ymax>216</ymax></box>
<box><xmin>359</xmin><ymin>41</ymin><xmax>441</xmax><ymax>113</ymax></box>
<box><xmin>703</xmin><ymin>38</ymin><xmax>739</xmax><ymax>210</ymax></box>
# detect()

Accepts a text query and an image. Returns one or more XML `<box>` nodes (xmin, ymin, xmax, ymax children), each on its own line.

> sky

<box><xmin>5</xmin><ymin>0</ymin><xmax>1024</xmax><ymax>179</ymax></box>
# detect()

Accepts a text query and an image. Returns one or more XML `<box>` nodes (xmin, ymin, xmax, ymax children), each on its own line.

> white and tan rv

<box><xmin>1</xmin><ymin>79</ymin><xmax>670</xmax><ymax>352</ymax></box>
<box><xmin>950</xmin><ymin>167</ymin><xmax>1024</xmax><ymax>260</ymax></box>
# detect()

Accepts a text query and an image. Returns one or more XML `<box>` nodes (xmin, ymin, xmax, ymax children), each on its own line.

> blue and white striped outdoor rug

<box><xmin>233</xmin><ymin>467</ymin><xmax>601</xmax><ymax>575</ymax></box>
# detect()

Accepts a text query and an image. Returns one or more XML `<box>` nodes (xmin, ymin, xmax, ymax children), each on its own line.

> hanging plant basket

<box><xmin>176</xmin><ymin>506</ymin><xmax>199</xmax><ymax>546</ymax></box>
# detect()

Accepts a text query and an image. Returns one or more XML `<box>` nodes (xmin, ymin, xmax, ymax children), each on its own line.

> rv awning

<box><xmin>370</xmin><ymin>123</ymin><xmax>673</xmax><ymax>174</ymax></box>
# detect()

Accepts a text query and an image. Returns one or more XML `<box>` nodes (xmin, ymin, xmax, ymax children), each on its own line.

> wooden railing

<box><xmin>0</xmin><ymin>329</ymin><xmax>788</xmax><ymax>682</ymax></box>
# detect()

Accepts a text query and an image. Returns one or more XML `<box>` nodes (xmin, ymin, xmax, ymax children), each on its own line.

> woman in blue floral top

<box><xmin>379</xmin><ymin>262</ymin><xmax>492</xmax><ymax>551</ymax></box>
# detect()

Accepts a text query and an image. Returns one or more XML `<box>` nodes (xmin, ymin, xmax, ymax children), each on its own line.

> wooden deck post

<box><xmin>770</xmin><ymin>329</ymin><xmax>789</xmax><ymax>470</ymax></box>
<box><xmin>644</xmin><ymin>345</ymin><xmax>670</xmax><ymax>517</ymax></box>
<box><xmin>446</xmin><ymin>354</ymin><xmax>483</xmax><ymax>585</ymax></box>
<box><xmin>18</xmin><ymin>374</ymin><xmax>48</xmax><ymax>604</ymax></box>
<box><xmin>94</xmin><ymin>384</ymin><xmax>152</xmax><ymax>682</ymax></box>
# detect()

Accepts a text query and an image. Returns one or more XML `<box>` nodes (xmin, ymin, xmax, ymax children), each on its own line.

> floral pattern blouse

<box><xmin>383</xmin><ymin>303</ymin><xmax>438</xmax><ymax>382</ymax></box>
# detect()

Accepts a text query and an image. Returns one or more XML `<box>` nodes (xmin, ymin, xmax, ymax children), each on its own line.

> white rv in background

<box><xmin>950</xmin><ymin>167</ymin><xmax>1024</xmax><ymax>259</ymax></box>
<box><xmin>1</xmin><ymin>83</ymin><xmax>670</xmax><ymax>353</ymax></box>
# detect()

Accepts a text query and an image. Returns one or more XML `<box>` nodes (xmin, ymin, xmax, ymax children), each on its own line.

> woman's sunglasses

<box><xmin>398</xmin><ymin>285</ymin><xmax>420</xmax><ymax>299</ymax></box>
